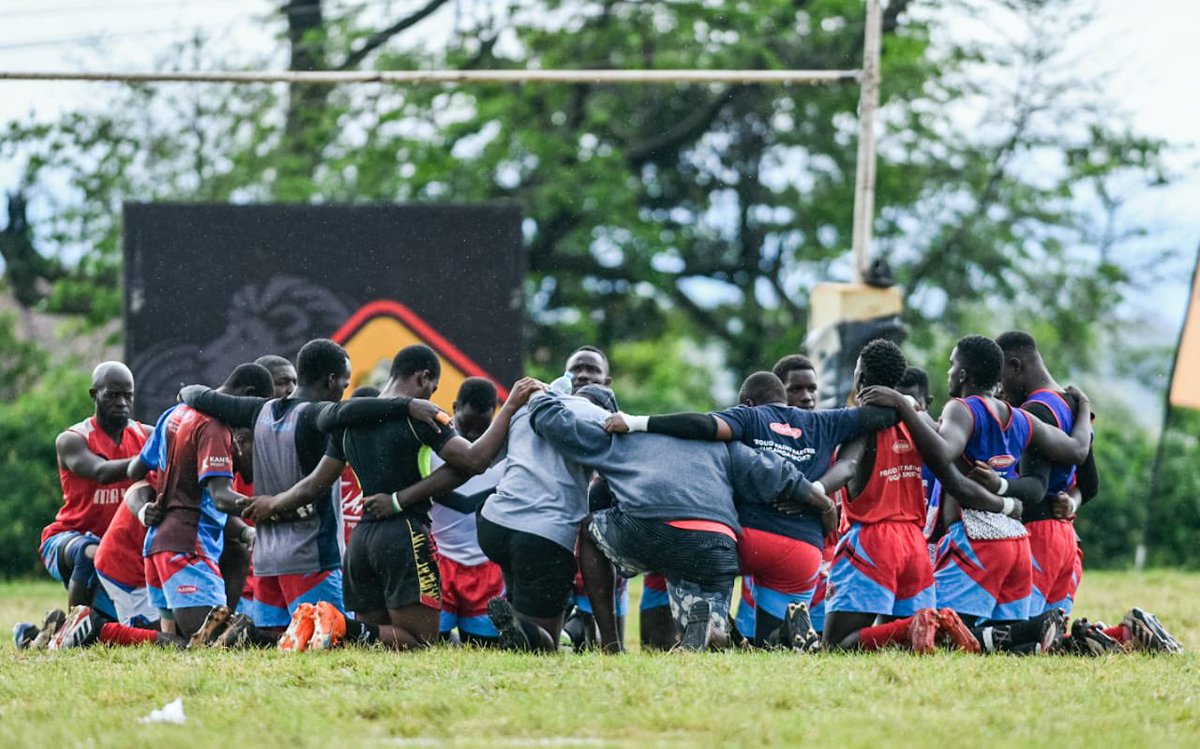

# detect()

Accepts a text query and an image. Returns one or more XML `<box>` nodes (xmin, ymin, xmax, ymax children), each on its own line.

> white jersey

<box><xmin>429</xmin><ymin>453</ymin><xmax>506</xmax><ymax>566</ymax></box>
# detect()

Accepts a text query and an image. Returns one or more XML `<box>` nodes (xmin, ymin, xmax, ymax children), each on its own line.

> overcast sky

<box><xmin>0</xmin><ymin>0</ymin><xmax>1197</xmax><ymax>335</ymax></box>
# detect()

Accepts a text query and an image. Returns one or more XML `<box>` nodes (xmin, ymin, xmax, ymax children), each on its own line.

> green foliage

<box><xmin>0</xmin><ymin>342</ymin><xmax>92</xmax><ymax>577</ymax></box>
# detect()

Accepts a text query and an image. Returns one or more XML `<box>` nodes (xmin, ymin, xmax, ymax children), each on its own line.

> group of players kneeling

<box><xmin>15</xmin><ymin>331</ymin><xmax>1183</xmax><ymax>657</ymax></box>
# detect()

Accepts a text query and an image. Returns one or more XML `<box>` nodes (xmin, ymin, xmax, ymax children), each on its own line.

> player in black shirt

<box><xmin>269</xmin><ymin>344</ymin><xmax>542</xmax><ymax>650</ymax></box>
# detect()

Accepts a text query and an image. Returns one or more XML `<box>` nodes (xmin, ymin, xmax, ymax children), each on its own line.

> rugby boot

<box><xmin>908</xmin><ymin>608</ymin><xmax>939</xmax><ymax>654</ymax></box>
<box><xmin>308</xmin><ymin>601</ymin><xmax>346</xmax><ymax>651</ymax></box>
<box><xmin>278</xmin><ymin>602</ymin><xmax>316</xmax><ymax>652</ymax></box>
<box><xmin>679</xmin><ymin>600</ymin><xmax>711</xmax><ymax>652</ymax></box>
<box><xmin>188</xmin><ymin>605</ymin><xmax>232</xmax><ymax>649</ymax></box>
<box><xmin>1121</xmin><ymin>608</ymin><xmax>1183</xmax><ymax>654</ymax></box>
<box><xmin>936</xmin><ymin>608</ymin><xmax>982</xmax><ymax>653</ymax></box>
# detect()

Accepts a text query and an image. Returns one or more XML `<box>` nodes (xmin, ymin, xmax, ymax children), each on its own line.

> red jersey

<box><xmin>340</xmin><ymin>466</ymin><xmax>364</xmax><ymax>546</ymax></box>
<box><xmin>844</xmin><ymin>423</ymin><xmax>926</xmax><ymax>526</ymax></box>
<box><xmin>145</xmin><ymin>405</ymin><xmax>235</xmax><ymax>559</ymax></box>
<box><xmin>43</xmin><ymin>417</ymin><xmax>149</xmax><ymax>544</ymax></box>
<box><xmin>93</xmin><ymin>502</ymin><xmax>148</xmax><ymax>588</ymax></box>
<box><xmin>94</xmin><ymin>471</ymin><xmax>160</xmax><ymax>589</ymax></box>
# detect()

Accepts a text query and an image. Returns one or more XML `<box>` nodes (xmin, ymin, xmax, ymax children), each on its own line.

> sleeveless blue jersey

<box><xmin>1023</xmin><ymin>389</ymin><xmax>1078</xmax><ymax>496</ymax></box>
<box><xmin>959</xmin><ymin>395</ymin><xmax>1032</xmax><ymax>480</ymax></box>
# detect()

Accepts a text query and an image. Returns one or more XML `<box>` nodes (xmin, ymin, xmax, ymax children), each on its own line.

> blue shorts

<box><xmin>39</xmin><ymin>530</ymin><xmax>100</xmax><ymax>583</ymax></box>
<box><xmin>145</xmin><ymin>552</ymin><xmax>226</xmax><ymax>612</ymax></box>
<box><xmin>828</xmin><ymin>522</ymin><xmax>937</xmax><ymax>617</ymax></box>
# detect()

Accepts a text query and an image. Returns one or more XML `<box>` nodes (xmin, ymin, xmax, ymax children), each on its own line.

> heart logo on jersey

<box><xmin>892</xmin><ymin>440</ymin><xmax>913</xmax><ymax>453</ymax></box>
<box><xmin>988</xmin><ymin>455</ymin><xmax>1016</xmax><ymax>469</ymax></box>
<box><xmin>769</xmin><ymin>422</ymin><xmax>804</xmax><ymax>439</ymax></box>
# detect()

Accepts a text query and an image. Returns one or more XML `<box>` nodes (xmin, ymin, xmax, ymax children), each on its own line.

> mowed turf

<box><xmin>1</xmin><ymin>571</ymin><xmax>1198</xmax><ymax>748</ymax></box>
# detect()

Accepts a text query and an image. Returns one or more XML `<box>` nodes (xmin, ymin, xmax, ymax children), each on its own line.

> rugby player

<box><xmin>860</xmin><ymin>335</ymin><xmax>1094</xmax><ymax>653</ymax></box>
<box><xmin>430</xmin><ymin>378</ymin><xmax>507</xmax><ymax>646</ymax></box>
<box><xmin>479</xmin><ymin>384</ymin><xmax>613</xmax><ymax>653</ymax></box>
<box><xmin>605</xmin><ymin>371</ymin><xmax>898</xmax><ymax>648</ymax></box>
<box><xmin>33</xmin><ymin>364</ymin><xmax>277</xmax><ymax>649</ymax></box>
<box><xmin>255</xmin><ymin>354</ymin><xmax>298</xmax><ymax>399</ymax></box>
<box><xmin>40</xmin><ymin>362</ymin><xmax>149</xmax><ymax>614</ymax></box>
<box><xmin>822</xmin><ymin>341</ymin><xmax>977</xmax><ymax>653</ymax></box>
<box><xmin>532</xmin><ymin>387</ymin><xmax>834</xmax><ymax>652</ymax></box>
<box><xmin>180</xmin><ymin>340</ymin><xmax>356</xmax><ymax>641</ymax></box>
<box><xmin>995</xmin><ymin>332</ymin><xmax>1180</xmax><ymax>653</ymax></box>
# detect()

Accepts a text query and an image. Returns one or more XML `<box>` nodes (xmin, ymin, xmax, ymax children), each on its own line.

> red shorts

<box><xmin>738</xmin><ymin>528</ymin><xmax>823</xmax><ymax>620</ymax></box>
<box><xmin>934</xmin><ymin>522</ymin><xmax>1032</xmax><ymax>621</ymax></box>
<box><xmin>1027</xmin><ymin>519</ymin><xmax>1080</xmax><ymax>614</ymax></box>
<box><xmin>254</xmin><ymin>569</ymin><xmax>345</xmax><ymax>621</ymax></box>
<box><xmin>439</xmin><ymin>556</ymin><xmax>504</xmax><ymax>618</ymax></box>
<box><xmin>827</xmin><ymin>522</ymin><xmax>936</xmax><ymax>616</ymax></box>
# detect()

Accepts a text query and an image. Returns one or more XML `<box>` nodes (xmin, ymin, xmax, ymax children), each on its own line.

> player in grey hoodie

<box><xmin>525</xmin><ymin>388</ymin><xmax>833</xmax><ymax>652</ymax></box>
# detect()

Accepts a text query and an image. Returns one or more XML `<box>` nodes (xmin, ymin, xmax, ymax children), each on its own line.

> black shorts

<box><xmin>343</xmin><ymin>515</ymin><xmax>440</xmax><ymax>612</ymax></box>
<box><xmin>587</xmin><ymin>508</ymin><xmax>739</xmax><ymax>587</ymax></box>
<box><xmin>476</xmin><ymin>514</ymin><xmax>575</xmax><ymax>619</ymax></box>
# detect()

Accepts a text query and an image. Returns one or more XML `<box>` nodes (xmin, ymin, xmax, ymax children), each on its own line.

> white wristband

<box><xmin>1069</xmin><ymin>496</ymin><xmax>1081</xmax><ymax>515</ymax></box>
<box><xmin>996</xmin><ymin>476</ymin><xmax>1009</xmax><ymax>496</ymax></box>
<box><xmin>137</xmin><ymin>503</ymin><xmax>150</xmax><ymax>527</ymax></box>
<box><xmin>811</xmin><ymin>480</ymin><xmax>827</xmax><ymax>498</ymax></box>
<box><xmin>1002</xmin><ymin>496</ymin><xmax>1015</xmax><ymax>516</ymax></box>
<box><xmin>625</xmin><ymin>414</ymin><xmax>649</xmax><ymax>432</ymax></box>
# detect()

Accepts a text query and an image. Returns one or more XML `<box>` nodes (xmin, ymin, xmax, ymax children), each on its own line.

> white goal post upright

<box><xmin>850</xmin><ymin>0</ymin><xmax>883</xmax><ymax>284</ymax></box>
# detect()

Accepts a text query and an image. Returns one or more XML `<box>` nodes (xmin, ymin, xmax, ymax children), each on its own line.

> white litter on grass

<box><xmin>139</xmin><ymin>698</ymin><xmax>186</xmax><ymax>725</ymax></box>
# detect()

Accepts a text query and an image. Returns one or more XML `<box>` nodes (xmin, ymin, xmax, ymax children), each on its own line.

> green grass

<box><xmin>1</xmin><ymin>571</ymin><xmax>1198</xmax><ymax>748</ymax></box>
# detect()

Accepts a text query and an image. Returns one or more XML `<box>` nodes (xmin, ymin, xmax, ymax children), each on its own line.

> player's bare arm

<box><xmin>1026</xmin><ymin>387</ymin><xmax>1092</xmax><ymax>465</ymax></box>
<box><xmin>361</xmin><ymin>463</ymin><xmax>472</xmax><ymax>519</ymax></box>
<box><xmin>205</xmin><ymin>475</ymin><xmax>250</xmax><ymax>515</ymax></box>
<box><xmin>55</xmin><ymin>430</ymin><xmax>134</xmax><ymax>484</ymax></box>
<box><xmin>436</xmin><ymin>377</ymin><xmax>544</xmax><ymax>474</ymax></box>
<box><xmin>242</xmin><ymin>454</ymin><xmax>345</xmax><ymax>523</ymax></box>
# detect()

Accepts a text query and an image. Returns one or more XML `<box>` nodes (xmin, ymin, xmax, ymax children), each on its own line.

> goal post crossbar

<box><xmin>0</xmin><ymin>69</ymin><xmax>861</xmax><ymax>85</ymax></box>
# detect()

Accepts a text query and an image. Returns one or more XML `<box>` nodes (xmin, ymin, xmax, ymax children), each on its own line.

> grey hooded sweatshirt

<box><xmin>527</xmin><ymin>392</ymin><xmax>814</xmax><ymax>532</ymax></box>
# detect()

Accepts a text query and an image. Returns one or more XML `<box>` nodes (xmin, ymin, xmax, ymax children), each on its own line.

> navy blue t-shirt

<box><xmin>715</xmin><ymin>404</ymin><xmax>867</xmax><ymax>548</ymax></box>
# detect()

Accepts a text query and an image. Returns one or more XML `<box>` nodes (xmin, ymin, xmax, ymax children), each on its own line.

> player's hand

<box><xmin>363</xmin><ymin>492</ymin><xmax>398</xmax><ymax>519</ymax></box>
<box><xmin>856</xmin><ymin>386</ymin><xmax>906</xmax><ymax>410</ymax></box>
<box><xmin>141</xmin><ymin>501</ymin><xmax>165</xmax><ymax>526</ymax></box>
<box><xmin>966</xmin><ymin>460</ymin><xmax>1002</xmax><ymax>493</ymax></box>
<box><xmin>504</xmin><ymin>378</ymin><xmax>547</xmax><ymax>412</ymax></box>
<box><xmin>818</xmin><ymin>502</ymin><xmax>839</xmax><ymax>538</ymax></box>
<box><xmin>1051</xmin><ymin>492</ymin><xmax>1076</xmax><ymax>519</ymax></box>
<box><xmin>407</xmin><ymin>398</ymin><xmax>446</xmax><ymax>431</ymax></box>
<box><xmin>1006</xmin><ymin>498</ymin><xmax>1024</xmax><ymax>519</ymax></box>
<box><xmin>604</xmin><ymin>412</ymin><xmax>630</xmax><ymax>434</ymax></box>
<box><xmin>242</xmin><ymin>495</ymin><xmax>280</xmax><ymax>524</ymax></box>
<box><xmin>1064</xmin><ymin>385</ymin><xmax>1090</xmax><ymax>407</ymax></box>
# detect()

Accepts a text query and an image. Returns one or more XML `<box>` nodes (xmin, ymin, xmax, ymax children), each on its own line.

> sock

<box><xmin>858</xmin><ymin>617</ymin><xmax>913</xmax><ymax>651</ymax></box>
<box><xmin>99</xmin><ymin>622</ymin><xmax>158</xmax><ymax>646</ymax></box>
<box><xmin>344</xmin><ymin>619</ymin><xmax>379</xmax><ymax>645</ymax></box>
<box><xmin>1103</xmin><ymin>625</ymin><xmax>1130</xmax><ymax>644</ymax></box>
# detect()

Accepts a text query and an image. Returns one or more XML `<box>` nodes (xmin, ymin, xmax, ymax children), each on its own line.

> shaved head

<box><xmin>91</xmin><ymin>361</ymin><xmax>133</xmax><ymax>390</ymax></box>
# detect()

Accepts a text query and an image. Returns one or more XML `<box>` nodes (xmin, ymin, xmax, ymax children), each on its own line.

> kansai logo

<box><xmin>769</xmin><ymin>422</ymin><xmax>804</xmax><ymax>439</ymax></box>
<box><xmin>892</xmin><ymin>440</ymin><xmax>913</xmax><ymax>453</ymax></box>
<box><xmin>176</xmin><ymin>585</ymin><xmax>198</xmax><ymax>594</ymax></box>
<box><xmin>988</xmin><ymin>455</ymin><xmax>1016</xmax><ymax>469</ymax></box>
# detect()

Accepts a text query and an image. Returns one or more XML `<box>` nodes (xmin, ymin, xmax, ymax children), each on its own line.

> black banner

<box><xmin>124</xmin><ymin>203</ymin><xmax>524</xmax><ymax>421</ymax></box>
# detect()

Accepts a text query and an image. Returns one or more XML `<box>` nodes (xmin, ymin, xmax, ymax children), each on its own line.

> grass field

<box><xmin>1</xmin><ymin>571</ymin><xmax>1197</xmax><ymax>748</ymax></box>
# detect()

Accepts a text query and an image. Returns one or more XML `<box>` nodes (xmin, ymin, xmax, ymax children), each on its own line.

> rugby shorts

<box><xmin>934</xmin><ymin>521</ymin><xmax>1032</xmax><ymax>622</ymax></box>
<box><xmin>343</xmin><ymin>515</ymin><xmax>440</xmax><ymax>613</ymax></box>
<box><xmin>828</xmin><ymin>521</ymin><xmax>936</xmax><ymax>617</ymax></box>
